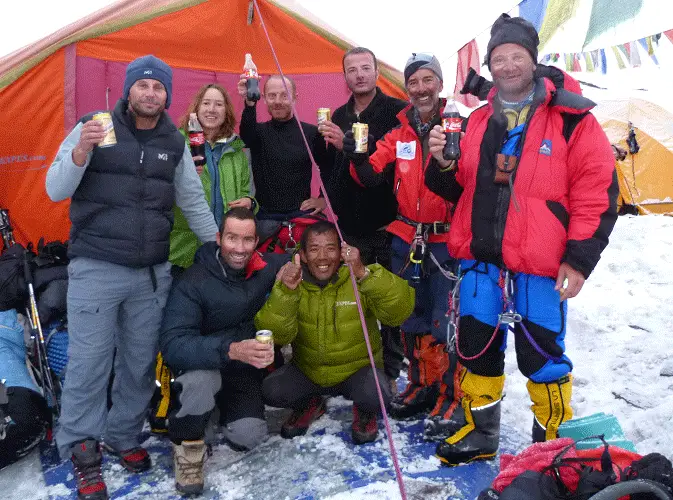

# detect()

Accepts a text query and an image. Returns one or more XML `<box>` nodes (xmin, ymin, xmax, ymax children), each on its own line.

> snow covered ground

<box><xmin>1</xmin><ymin>214</ymin><xmax>672</xmax><ymax>499</ymax></box>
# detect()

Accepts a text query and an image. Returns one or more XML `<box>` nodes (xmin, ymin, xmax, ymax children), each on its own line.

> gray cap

<box><xmin>404</xmin><ymin>53</ymin><xmax>443</xmax><ymax>84</ymax></box>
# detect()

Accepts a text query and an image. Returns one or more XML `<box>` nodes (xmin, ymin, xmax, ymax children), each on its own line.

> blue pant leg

<box><xmin>457</xmin><ymin>261</ymin><xmax>507</xmax><ymax>376</ymax></box>
<box><xmin>391</xmin><ymin>236</ymin><xmax>431</xmax><ymax>334</ymax></box>
<box><xmin>513</xmin><ymin>273</ymin><xmax>572</xmax><ymax>383</ymax></box>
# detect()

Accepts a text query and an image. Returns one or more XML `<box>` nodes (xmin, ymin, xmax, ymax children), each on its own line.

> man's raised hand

<box><xmin>278</xmin><ymin>253</ymin><xmax>302</xmax><ymax>290</ymax></box>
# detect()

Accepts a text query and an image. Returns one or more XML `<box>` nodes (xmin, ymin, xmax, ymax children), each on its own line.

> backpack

<box><xmin>0</xmin><ymin>244</ymin><xmax>29</xmax><ymax>312</ymax></box>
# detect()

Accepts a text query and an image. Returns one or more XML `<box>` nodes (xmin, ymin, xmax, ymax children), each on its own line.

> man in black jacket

<box><xmin>319</xmin><ymin>47</ymin><xmax>408</xmax><ymax>388</ymax></box>
<box><xmin>237</xmin><ymin>74</ymin><xmax>330</xmax><ymax>218</ymax></box>
<box><xmin>159</xmin><ymin>207</ymin><xmax>287</xmax><ymax>496</ymax></box>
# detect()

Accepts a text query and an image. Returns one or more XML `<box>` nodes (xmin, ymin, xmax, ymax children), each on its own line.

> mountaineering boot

<box><xmin>424</xmin><ymin>354</ymin><xmax>464</xmax><ymax>441</ymax></box>
<box><xmin>173</xmin><ymin>439</ymin><xmax>206</xmax><ymax>496</ymax></box>
<box><xmin>103</xmin><ymin>443</ymin><xmax>152</xmax><ymax>473</ymax></box>
<box><xmin>390</xmin><ymin>332</ymin><xmax>448</xmax><ymax>420</ymax></box>
<box><xmin>70</xmin><ymin>439</ymin><xmax>109</xmax><ymax>500</ymax></box>
<box><xmin>528</xmin><ymin>374</ymin><xmax>573</xmax><ymax>442</ymax></box>
<box><xmin>436</xmin><ymin>372</ymin><xmax>505</xmax><ymax>466</ymax></box>
<box><xmin>351</xmin><ymin>405</ymin><xmax>378</xmax><ymax>444</ymax></box>
<box><xmin>281</xmin><ymin>395</ymin><xmax>327</xmax><ymax>439</ymax></box>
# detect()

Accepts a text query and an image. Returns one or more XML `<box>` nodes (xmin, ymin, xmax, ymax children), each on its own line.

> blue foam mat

<box><xmin>39</xmin><ymin>402</ymin><xmax>529</xmax><ymax>499</ymax></box>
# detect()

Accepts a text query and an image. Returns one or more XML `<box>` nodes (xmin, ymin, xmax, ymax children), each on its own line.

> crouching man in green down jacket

<box><xmin>255</xmin><ymin>220</ymin><xmax>415</xmax><ymax>444</ymax></box>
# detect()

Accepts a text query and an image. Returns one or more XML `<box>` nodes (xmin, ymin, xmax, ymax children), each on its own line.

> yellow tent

<box><xmin>593</xmin><ymin>98</ymin><xmax>673</xmax><ymax>215</ymax></box>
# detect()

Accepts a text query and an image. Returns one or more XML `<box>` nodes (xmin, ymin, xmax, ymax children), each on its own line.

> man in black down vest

<box><xmin>46</xmin><ymin>55</ymin><xmax>218</xmax><ymax>500</ymax></box>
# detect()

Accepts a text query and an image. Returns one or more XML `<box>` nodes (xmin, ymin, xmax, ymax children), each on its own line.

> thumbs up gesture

<box><xmin>278</xmin><ymin>253</ymin><xmax>303</xmax><ymax>290</ymax></box>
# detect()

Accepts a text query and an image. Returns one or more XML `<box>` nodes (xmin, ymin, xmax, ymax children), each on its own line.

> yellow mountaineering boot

<box><xmin>528</xmin><ymin>374</ymin><xmax>573</xmax><ymax>442</ymax></box>
<box><xmin>435</xmin><ymin>372</ymin><xmax>505</xmax><ymax>466</ymax></box>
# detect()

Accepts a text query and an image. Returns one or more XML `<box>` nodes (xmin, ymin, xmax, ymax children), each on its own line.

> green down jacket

<box><xmin>169</xmin><ymin>133</ymin><xmax>256</xmax><ymax>268</ymax></box>
<box><xmin>254</xmin><ymin>264</ymin><xmax>415</xmax><ymax>387</ymax></box>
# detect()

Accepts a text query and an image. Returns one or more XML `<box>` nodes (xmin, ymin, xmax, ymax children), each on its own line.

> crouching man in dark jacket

<box><xmin>159</xmin><ymin>207</ymin><xmax>287</xmax><ymax>496</ymax></box>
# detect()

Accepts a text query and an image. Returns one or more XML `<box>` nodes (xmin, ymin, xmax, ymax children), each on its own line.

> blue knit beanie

<box><xmin>123</xmin><ymin>55</ymin><xmax>173</xmax><ymax>109</ymax></box>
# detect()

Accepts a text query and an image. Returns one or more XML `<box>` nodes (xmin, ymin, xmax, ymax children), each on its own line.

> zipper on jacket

<box><xmin>139</xmin><ymin>145</ymin><xmax>145</xmax><ymax>263</ymax></box>
<box><xmin>394</xmin><ymin>178</ymin><xmax>401</xmax><ymax>196</ymax></box>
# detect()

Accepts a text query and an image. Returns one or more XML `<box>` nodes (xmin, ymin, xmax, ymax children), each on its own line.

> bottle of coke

<box><xmin>243</xmin><ymin>53</ymin><xmax>261</xmax><ymax>102</ymax></box>
<box><xmin>188</xmin><ymin>113</ymin><xmax>205</xmax><ymax>167</ymax></box>
<box><xmin>441</xmin><ymin>98</ymin><xmax>462</xmax><ymax>161</ymax></box>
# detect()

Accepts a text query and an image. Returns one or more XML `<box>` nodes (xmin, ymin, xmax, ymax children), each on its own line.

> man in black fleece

<box><xmin>318</xmin><ymin>47</ymin><xmax>408</xmax><ymax>388</ymax></box>
<box><xmin>159</xmin><ymin>207</ymin><xmax>288</xmax><ymax>495</ymax></box>
<box><xmin>237</xmin><ymin>74</ymin><xmax>330</xmax><ymax>217</ymax></box>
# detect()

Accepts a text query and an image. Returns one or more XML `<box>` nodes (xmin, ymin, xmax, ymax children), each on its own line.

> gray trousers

<box><xmin>56</xmin><ymin>257</ymin><xmax>172</xmax><ymax>458</ymax></box>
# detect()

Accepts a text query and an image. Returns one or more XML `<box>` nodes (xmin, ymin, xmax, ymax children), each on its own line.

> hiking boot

<box><xmin>424</xmin><ymin>359</ymin><xmax>464</xmax><ymax>441</ymax></box>
<box><xmin>280</xmin><ymin>396</ymin><xmax>326</xmax><ymax>439</ymax></box>
<box><xmin>424</xmin><ymin>399</ymin><xmax>465</xmax><ymax>442</ymax></box>
<box><xmin>173</xmin><ymin>440</ymin><xmax>206</xmax><ymax>496</ymax></box>
<box><xmin>103</xmin><ymin>443</ymin><xmax>151</xmax><ymax>473</ymax></box>
<box><xmin>70</xmin><ymin>439</ymin><xmax>108</xmax><ymax>500</ymax></box>
<box><xmin>436</xmin><ymin>372</ymin><xmax>505</xmax><ymax>466</ymax></box>
<box><xmin>391</xmin><ymin>332</ymin><xmax>448</xmax><ymax>420</ymax></box>
<box><xmin>351</xmin><ymin>405</ymin><xmax>378</xmax><ymax>445</ymax></box>
<box><xmin>527</xmin><ymin>375</ymin><xmax>573</xmax><ymax>442</ymax></box>
<box><xmin>436</xmin><ymin>399</ymin><xmax>501</xmax><ymax>466</ymax></box>
<box><xmin>390</xmin><ymin>383</ymin><xmax>439</xmax><ymax>420</ymax></box>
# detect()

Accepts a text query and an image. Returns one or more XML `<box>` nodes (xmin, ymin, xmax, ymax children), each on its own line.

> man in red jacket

<box><xmin>425</xmin><ymin>14</ymin><xmax>618</xmax><ymax>465</ymax></box>
<box><xmin>344</xmin><ymin>54</ymin><xmax>462</xmax><ymax>438</ymax></box>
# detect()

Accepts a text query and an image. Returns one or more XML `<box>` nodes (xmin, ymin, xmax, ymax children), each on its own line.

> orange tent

<box><xmin>593</xmin><ymin>97</ymin><xmax>673</xmax><ymax>215</ymax></box>
<box><xmin>0</xmin><ymin>0</ymin><xmax>405</xmax><ymax>246</ymax></box>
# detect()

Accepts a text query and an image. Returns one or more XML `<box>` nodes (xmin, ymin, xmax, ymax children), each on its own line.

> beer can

<box><xmin>317</xmin><ymin>108</ymin><xmax>331</xmax><ymax>124</ymax></box>
<box><xmin>93</xmin><ymin>112</ymin><xmax>117</xmax><ymax>148</ymax></box>
<box><xmin>352</xmin><ymin>122</ymin><xmax>369</xmax><ymax>153</ymax></box>
<box><xmin>255</xmin><ymin>329</ymin><xmax>273</xmax><ymax>345</ymax></box>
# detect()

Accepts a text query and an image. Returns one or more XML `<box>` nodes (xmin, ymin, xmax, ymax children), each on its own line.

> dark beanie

<box><xmin>123</xmin><ymin>55</ymin><xmax>173</xmax><ymax>109</ymax></box>
<box><xmin>485</xmin><ymin>14</ymin><xmax>539</xmax><ymax>69</ymax></box>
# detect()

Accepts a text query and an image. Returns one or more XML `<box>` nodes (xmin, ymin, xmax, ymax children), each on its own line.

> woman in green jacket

<box><xmin>169</xmin><ymin>84</ymin><xmax>257</xmax><ymax>268</ymax></box>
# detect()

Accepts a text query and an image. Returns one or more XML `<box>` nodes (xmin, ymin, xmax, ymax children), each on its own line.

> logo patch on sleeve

<box><xmin>539</xmin><ymin>139</ymin><xmax>552</xmax><ymax>156</ymax></box>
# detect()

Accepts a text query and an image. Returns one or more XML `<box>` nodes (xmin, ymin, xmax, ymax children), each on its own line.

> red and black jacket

<box><xmin>350</xmin><ymin>102</ymin><xmax>453</xmax><ymax>244</ymax></box>
<box><xmin>426</xmin><ymin>74</ymin><xmax>618</xmax><ymax>279</ymax></box>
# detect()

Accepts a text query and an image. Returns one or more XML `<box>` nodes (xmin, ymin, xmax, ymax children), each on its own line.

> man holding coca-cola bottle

<box><xmin>425</xmin><ymin>14</ymin><xmax>617</xmax><ymax>466</ymax></box>
<box><xmin>236</xmin><ymin>70</ymin><xmax>330</xmax><ymax>219</ymax></box>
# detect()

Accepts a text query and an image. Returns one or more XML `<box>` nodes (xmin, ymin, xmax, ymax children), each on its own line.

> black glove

<box><xmin>342</xmin><ymin>131</ymin><xmax>371</xmax><ymax>165</ymax></box>
<box><xmin>460</xmin><ymin>67</ymin><xmax>493</xmax><ymax>101</ymax></box>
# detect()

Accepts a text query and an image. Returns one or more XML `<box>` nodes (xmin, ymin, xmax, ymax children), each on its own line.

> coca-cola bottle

<box><xmin>243</xmin><ymin>53</ymin><xmax>261</xmax><ymax>102</ymax></box>
<box><xmin>188</xmin><ymin>113</ymin><xmax>205</xmax><ymax>167</ymax></box>
<box><xmin>442</xmin><ymin>98</ymin><xmax>462</xmax><ymax>161</ymax></box>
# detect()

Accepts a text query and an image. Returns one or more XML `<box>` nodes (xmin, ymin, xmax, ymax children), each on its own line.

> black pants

<box><xmin>262</xmin><ymin>364</ymin><xmax>392</xmax><ymax>414</ymax></box>
<box><xmin>168</xmin><ymin>363</ymin><xmax>267</xmax><ymax>450</ymax></box>
<box><xmin>343</xmin><ymin>230</ymin><xmax>405</xmax><ymax>380</ymax></box>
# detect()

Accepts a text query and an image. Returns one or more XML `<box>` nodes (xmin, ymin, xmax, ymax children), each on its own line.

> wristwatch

<box><xmin>356</xmin><ymin>266</ymin><xmax>371</xmax><ymax>283</ymax></box>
